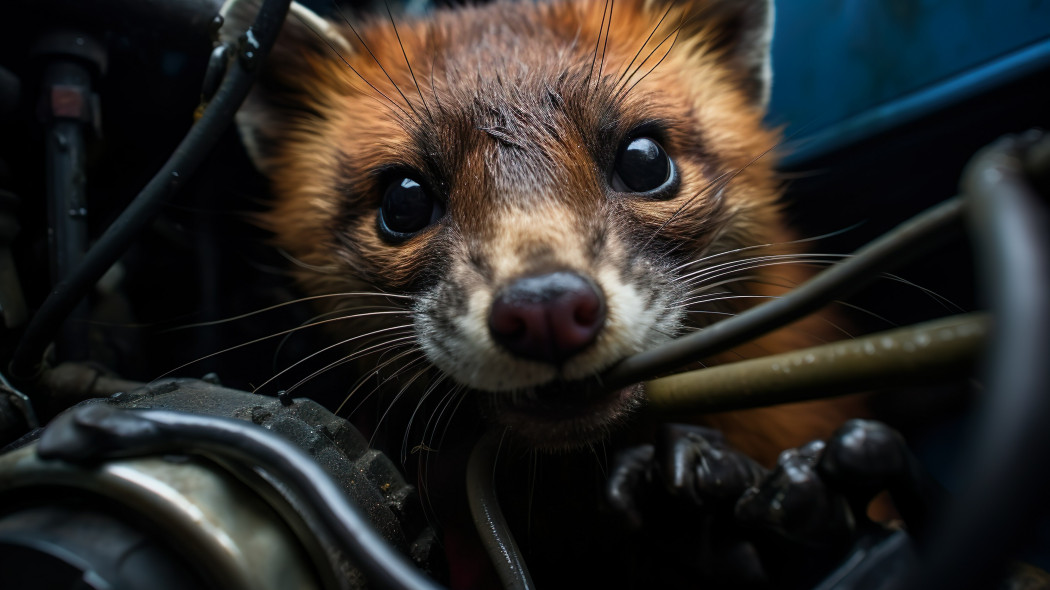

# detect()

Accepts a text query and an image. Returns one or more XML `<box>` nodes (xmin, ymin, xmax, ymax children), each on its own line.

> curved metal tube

<box><xmin>466</xmin><ymin>431</ymin><xmax>535</xmax><ymax>590</ymax></box>
<box><xmin>36</xmin><ymin>404</ymin><xmax>442</xmax><ymax>590</ymax></box>
<box><xmin>899</xmin><ymin>133</ymin><xmax>1050</xmax><ymax>590</ymax></box>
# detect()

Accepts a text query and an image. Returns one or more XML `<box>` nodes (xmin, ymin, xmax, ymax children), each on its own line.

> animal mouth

<box><xmin>479</xmin><ymin>378</ymin><xmax>645</xmax><ymax>451</ymax></box>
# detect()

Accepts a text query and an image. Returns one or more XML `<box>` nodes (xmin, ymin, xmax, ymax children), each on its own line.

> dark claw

<box><xmin>736</xmin><ymin>443</ymin><xmax>854</xmax><ymax>548</ymax></box>
<box><xmin>606</xmin><ymin>424</ymin><xmax>768</xmax><ymax>528</ymax></box>
<box><xmin>819</xmin><ymin>419</ymin><xmax>908</xmax><ymax>496</ymax></box>
<box><xmin>819</xmin><ymin>419</ymin><xmax>946</xmax><ymax>537</ymax></box>
<box><xmin>607</xmin><ymin>444</ymin><xmax>655</xmax><ymax>530</ymax></box>
<box><xmin>605</xmin><ymin>425</ymin><xmax>774</xmax><ymax>587</ymax></box>
<box><xmin>603</xmin><ymin>420</ymin><xmax>948</xmax><ymax>588</ymax></box>
<box><xmin>657</xmin><ymin>423</ymin><xmax>767</xmax><ymax>507</ymax></box>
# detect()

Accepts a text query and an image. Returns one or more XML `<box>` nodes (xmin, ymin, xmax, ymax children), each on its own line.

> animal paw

<box><xmin>605</xmin><ymin>419</ymin><xmax>947</xmax><ymax>588</ymax></box>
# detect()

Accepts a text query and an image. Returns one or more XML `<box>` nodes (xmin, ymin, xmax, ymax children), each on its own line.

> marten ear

<box><xmin>650</xmin><ymin>0</ymin><xmax>774</xmax><ymax>108</ymax></box>
<box><xmin>219</xmin><ymin>0</ymin><xmax>352</xmax><ymax>170</ymax></box>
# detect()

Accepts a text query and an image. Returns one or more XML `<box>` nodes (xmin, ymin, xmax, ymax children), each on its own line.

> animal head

<box><xmin>225</xmin><ymin>0</ymin><xmax>789</xmax><ymax>450</ymax></box>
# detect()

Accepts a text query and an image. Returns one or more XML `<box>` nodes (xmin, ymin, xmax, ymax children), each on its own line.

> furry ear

<box><xmin>219</xmin><ymin>0</ymin><xmax>352</xmax><ymax>169</ymax></box>
<box><xmin>652</xmin><ymin>0</ymin><xmax>774</xmax><ymax>108</ymax></box>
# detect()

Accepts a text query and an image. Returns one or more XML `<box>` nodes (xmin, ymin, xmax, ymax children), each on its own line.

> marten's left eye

<box><xmin>377</xmin><ymin>177</ymin><xmax>443</xmax><ymax>240</ymax></box>
<box><xmin>611</xmin><ymin>137</ymin><xmax>674</xmax><ymax>194</ymax></box>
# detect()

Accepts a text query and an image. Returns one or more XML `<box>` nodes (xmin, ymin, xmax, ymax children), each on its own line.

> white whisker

<box><xmin>152</xmin><ymin>310</ymin><xmax>414</xmax><ymax>383</ymax></box>
<box><xmin>288</xmin><ymin>338</ymin><xmax>419</xmax><ymax>401</ymax></box>
<box><xmin>162</xmin><ymin>292</ymin><xmax>412</xmax><ymax>332</ymax></box>
<box><xmin>335</xmin><ymin>347</ymin><xmax>426</xmax><ymax>415</ymax></box>
<box><xmin>254</xmin><ymin>324</ymin><xmax>415</xmax><ymax>393</ymax></box>
<box><xmin>370</xmin><ymin>362</ymin><xmax>434</xmax><ymax>448</ymax></box>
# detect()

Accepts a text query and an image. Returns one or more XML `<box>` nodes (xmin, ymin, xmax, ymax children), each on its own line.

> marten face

<box><xmin>227</xmin><ymin>0</ymin><xmax>788</xmax><ymax>450</ymax></box>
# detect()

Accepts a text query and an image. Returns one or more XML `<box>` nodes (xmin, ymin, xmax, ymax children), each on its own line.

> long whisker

<box><xmin>681</xmin><ymin>274</ymin><xmax>766</xmax><ymax>297</ymax></box>
<box><xmin>669</xmin><ymin>223</ymin><xmax>865</xmax><ymax>274</ymax></box>
<box><xmin>417</xmin><ymin>384</ymin><xmax>467</xmax><ymax>526</ymax></box>
<box><xmin>589</xmin><ymin>441</ymin><xmax>608</xmax><ymax>479</ymax></box>
<box><xmin>615</xmin><ymin>17</ymin><xmax>682</xmax><ymax>98</ymax></box>
<box><xmin>161</xmin><ymin>292</ymin><xmax>411</xmax><ymax>332</ymax></box>
<box><xmin>615</xmin><ymin>2</ymin><xmax>673</xmax><ymax>87</ymax></box>
<box><xmin>596</xmin><ymin>0</ymin><xmax>615</xmax><ymax>89</ymax></box>
<box><xmin>331</xmin><ymin>0</ymin><xmax>420</xmax><ymax>120</ymax></box>
<box><xmin>588</xmin><ymin>0</ymin><xmax>612</xmax><ymax>84</ymax></box>
<box><xmin>684</xmin><ymin>297</ymin><xmax>854</xmax><ymax>343</ymax></box>
<box><xmin>494</xmin><ymin>428</ymin><xmax>509</xmax><ymax>476</ymax></box>
<box><xmin>401</xmin><ymin>372</ymin><xmax>452</xmax><ymax>463</ymax></box>
<box><xmin>679</xmin><ymin>253</ymin><xmax>848</xmax><ymax>285</ymax></box>
<box><xmin>650</xmin><ymin>140</ymin><xmax>781</xmax><ymax>251</ymax></box>
<box><xmin>282</xmin><ymin>337</ymin><xmax>419</xmax><ymax>402</ymax></box>
<box><xmin>680</xmin><ymin>261</ymin><xmax>841</xmax><ymax>294</ymax></box>
<box><xmin>681</xmin><ymin>274</ymin><xmax>898</xmax><ymax>340</ymax></box>
<box><xmin>424</xmin><ymin>384</ymin><xmax>467</xmax><ymax>453</ymax></box>
<box><xmin>680</xmin><ymin>254</ymin><xmax>959</xmax><ymax>319</ymax></box>
<box><xmin>271</xmin><ymin>303</ymin><xmax>408</xmax><ymax>367</ymax></box>
<box><xmin>276</xmin><ymin>247</ymin><xmax>339</xmax><ymax>274</ymax></box>
<box><xmin>655</xmin><ymin>126</ymin><xmax>841</xmax><ymax>258</ymax></box>
<box><xmin>370</xmin><ymin>361</ymin><xmax>433</xmax><ymax>448</ymax></box>
<box><xmin>679</xmin><ymin>263</ymin><xmax>836</xmax><ymax>294</ymax></box>
<box><xmin>296</xmin><ymin>9</ymin><xmax>410</xmax><ymax>118</ymax></box>
<box><xmin>881</xmin><ymin>272</ymin><xmax>965</xmax><ymax>312</ymax></box>
<box><xmin>254</xmin><ymin>324</ymin><xmax>415</xmax><ymax>393</ymax></box>
<box><xmin>335</xmin><ymin>346</ymin><xmax>425</xmax><ymax>414</ymax></box>
<box><xmin>386</xmin><ymin>3</ymin><xmax>434</xmax><ymax>123</ymax></box>
<box><xmin>830</xmin><ymin>300</ymin><xmax>896</xmax><ymax>329</ymax></box>
<box><xmin>673</xmin><ymin>292</ymin><xmax>775</xmax><ymax>309</ymax></box>
<box><xmin>683</xmin><ymin>309</ymin><xmax>736</xmax><ymax>318</ymax></box>
<box><xmin>426</xmin><ymin>20</ymin><xmax>444</xmax><ymax>113</ymax></box>
<box><xmin>290</xmin><ymin>331</ymin><xmax>416</xmax><ymax>388</ymax></box>
<box><xmin>713</xmin><ymin>271</ymin><xmax>940</xmax><ymax>331</ymax></box>
<box><xmin>152</xmin><ymin>310</ymin><xmax>412</xmax><ymax>382</ymax></box>
<box><xmin>640</xmin><ymin>168</ymin><xmax>733</xmax><ymax>253</ymax></box>
<box><xmin>620</xmin><ymin>18</ymin><xmax>682</xmax><ymax>98</ymax></box>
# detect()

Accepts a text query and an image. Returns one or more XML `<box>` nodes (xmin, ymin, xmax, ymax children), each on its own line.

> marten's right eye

<box><xmin>377</xmin><ymin>177</ymin><xmax>443</xmax><ymax>240</ymax></box>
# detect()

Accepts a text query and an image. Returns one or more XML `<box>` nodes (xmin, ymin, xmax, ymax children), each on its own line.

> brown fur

<box><xmin>227</xmin><ymin>0</ymin><xmax>862</xmax><ymax>465</ymax></box>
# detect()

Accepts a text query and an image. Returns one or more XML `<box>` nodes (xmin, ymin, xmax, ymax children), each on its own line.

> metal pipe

<box><xmin>9</xmin><ymin>0</ymin><xmax>292</xmax><ymax>385</ymax></box>
<box><xmin>36</xmin><ymin>404</ymin><xmax>442</xmax><ymax>590</ymax></box>
<box><xmin>644</xmin><ymin>313</ymin><xmax>988</xmax><ymax>414</ymax></box>
<box><xmin>36</xmin><ymin>38</ymin><xmax>102</xmax><ymax>362</ymax></box>
<box><xmin>900</xmin><ymin>132</ymin><xmax>1050</xmax><ymax>590</ymax></box>
<box><xmin>466</xmin><ymin>431</ymin><xmax>535</xmax><ymax>590</ymax></box>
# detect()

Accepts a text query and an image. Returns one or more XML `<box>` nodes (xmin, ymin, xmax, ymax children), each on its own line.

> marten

<box><xmin>222</xmin><ymin>0</ymin><xmax>865</xmax><ymax>586</ymax></box>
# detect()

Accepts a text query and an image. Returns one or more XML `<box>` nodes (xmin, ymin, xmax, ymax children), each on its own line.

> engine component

<box><xmin>0</xmin><ymin>445</ymin><xmax>324</xmax><ymax>590</ymax></box>
<box><xmin>0</xmin><ymin>379</ymin><xmax>443</xmax><ymax>589</ymax></box>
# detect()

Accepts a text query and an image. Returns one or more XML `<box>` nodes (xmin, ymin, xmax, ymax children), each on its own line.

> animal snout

<box><xmin>488</xmin><ymin>271</ymin><xmax>606</xmax><ymax>364</ymax></box>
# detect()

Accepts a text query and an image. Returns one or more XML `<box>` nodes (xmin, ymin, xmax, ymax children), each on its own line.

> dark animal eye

<box><xmin>378</xmin><ymin>177</ymin><xmax>443</xmax><ymax>239</ymax></box>
<box><xmin>612</xmin><ymin>137</ymin><xmax>673</xmax><ymax>193</ymax></box>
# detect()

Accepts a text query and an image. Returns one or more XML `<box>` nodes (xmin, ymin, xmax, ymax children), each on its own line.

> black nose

<box><xmin>488</xmin><ymin>271</ymin><xmax>606</xmax><ymax>364</ymax></box>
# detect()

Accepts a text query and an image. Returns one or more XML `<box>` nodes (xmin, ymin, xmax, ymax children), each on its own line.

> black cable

<box><xmin>900</xmin><ymin>132</ymin><xmax>1050</xmax><ymax>590</ymax></box>
<box><xmin>36</xmin><ymin>404</ymin><xmax>443</xmax><ymax>590</ymax></box>
<box><xmin>8</xmin><ymin>0</ymin><xmax>292</xmax><ymax>384</ymax></box>
<box><xmin>604</xmin><ymin>196</ymin><xmax>967</xmax><ymax>388</ymax></box>
<box><xmin>466</xmin><ymin>431</ymin><xmax>535</xmax><ymax>590</ymax></box>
